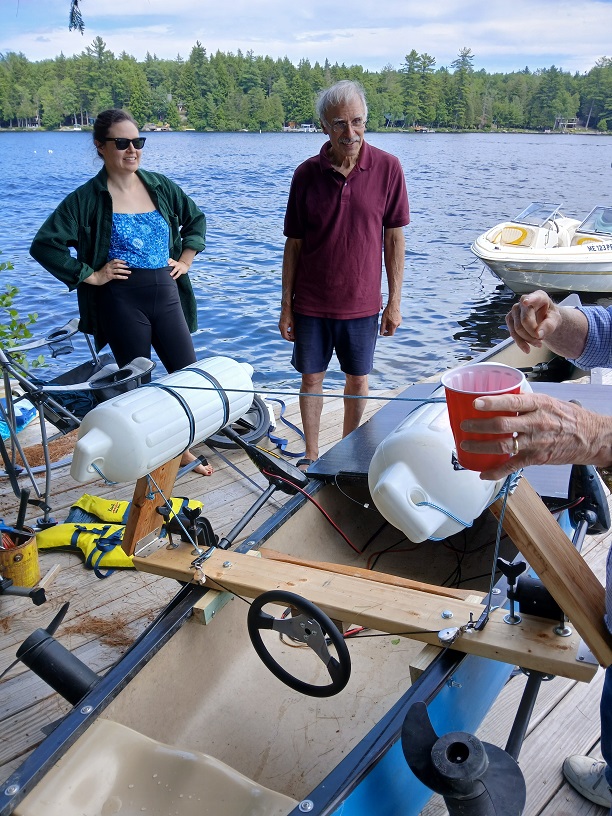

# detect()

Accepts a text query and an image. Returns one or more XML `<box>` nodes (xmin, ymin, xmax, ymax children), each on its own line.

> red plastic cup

<box><xmin>440</xmin><ymin>362</ymin><xmax>526</xmax><ymax>472</ymax></box>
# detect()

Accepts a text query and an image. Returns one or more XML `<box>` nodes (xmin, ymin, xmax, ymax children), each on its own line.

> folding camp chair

<box><xmin>0</xmin><ymin>319</ymin><xmax>155</xmax><ymax>526</ymax></box>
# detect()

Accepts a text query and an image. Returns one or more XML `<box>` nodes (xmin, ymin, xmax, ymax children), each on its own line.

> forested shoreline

<box><xmin>1</xmin><ymin>39</ymin><xmax>611</xmax><ymax>133</ymax></box>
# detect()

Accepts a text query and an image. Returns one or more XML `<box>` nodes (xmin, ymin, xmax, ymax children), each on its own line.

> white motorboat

<box><xmin>471</xmin><ymin>202</ymin><xmax>612</xmax><ymax>294</ymax></box>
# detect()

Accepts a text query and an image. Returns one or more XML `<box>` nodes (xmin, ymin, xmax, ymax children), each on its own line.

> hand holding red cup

<box><xmin>441</xmin><ymin>363</ymin><xmax>526</xmax><ymax>475</ymax></box>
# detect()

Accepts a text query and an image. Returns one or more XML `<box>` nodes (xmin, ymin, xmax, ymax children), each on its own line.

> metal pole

<box><xmin>505</xmin><ymin>670</ymin><xmax>545</xmax><ymax>760</ymax></box>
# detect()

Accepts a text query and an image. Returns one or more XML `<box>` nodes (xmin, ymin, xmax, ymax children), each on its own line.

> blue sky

<box><xmin>2</xmin><ymin>0</ymin><xmax>612</xmax><ymax>74</ymax></box>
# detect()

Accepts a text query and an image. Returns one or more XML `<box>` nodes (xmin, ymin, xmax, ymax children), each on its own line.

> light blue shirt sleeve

<box><xmin>570</xmin><ymin>305</ymin><xmax>612</xmax><ymax>370</ymax></box>
<box><xmin>567</xmin><ymin>305</ymin><xmax>612</xmax><ymax>633</ymax></box>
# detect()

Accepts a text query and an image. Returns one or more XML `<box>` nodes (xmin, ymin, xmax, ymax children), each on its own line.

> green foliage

<box><xmin>0</xmin><ymin>256</ymin><xmax>39</xmax><ymax>359</ymax></box>
<box><xmin>1</xmin><ymin>42</ymin><xmax>612</xmax><ymax>131</ymax></box>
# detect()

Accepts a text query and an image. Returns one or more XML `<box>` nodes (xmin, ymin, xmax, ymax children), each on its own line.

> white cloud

<box><xmin>2</xmin><ymin>0</ymin><xmax>611</xmax><ymax>73</ymax></box>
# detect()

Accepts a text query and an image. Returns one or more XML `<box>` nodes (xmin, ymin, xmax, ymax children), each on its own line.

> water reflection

<box><xmin>453</xmin><ymin>284</ymin><xmax>517</xmax><ymax>356</ymax></box>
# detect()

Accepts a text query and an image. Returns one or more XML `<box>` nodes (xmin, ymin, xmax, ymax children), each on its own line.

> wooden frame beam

<box><xmin>133</xmin><ymin>544</ymin><xmax>598</xmax><ymax>682</ymax></box>
<box><xmin>490</xmin><ymin>477</ymin><xmax>612</xmax><ymax>668</ymax></box>
<box><xmin>122</xmin><ymin>455</ymin><xmax>181</xmax><ymax>556</ymax></box>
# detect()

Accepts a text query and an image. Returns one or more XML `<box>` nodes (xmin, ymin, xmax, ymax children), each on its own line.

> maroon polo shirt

<box><xmin>283</xmin><ymin>140</ymin><xmax>409</xmax><ymax>319</ymax></box>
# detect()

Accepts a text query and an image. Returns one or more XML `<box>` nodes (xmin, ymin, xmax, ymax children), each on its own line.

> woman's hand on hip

<box><xmin>86</xmin><ymin>259</ymin><xmax>131</xmax><ymax>285</ymax></box>
<box><xmin>168</xmin><ymin>258</ymin><xmax>190</xmax><ymax>280</ymax></box>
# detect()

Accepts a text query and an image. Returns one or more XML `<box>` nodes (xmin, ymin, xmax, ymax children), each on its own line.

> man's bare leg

<box><xmin>343</xmin><ymin>374</ymin><xmax>369</xmax><ymax>437</ymax></box>
<box><xmin>300</xmin><ymin>371</ymin><xmax>326</xmax><ymax>463</ymax></box>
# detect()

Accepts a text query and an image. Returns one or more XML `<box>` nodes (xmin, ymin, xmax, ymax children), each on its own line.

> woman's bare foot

<box><xmin>180</xmin><ymin>450</ymin><xmax>213</xmax><ymax>476</ymax></box>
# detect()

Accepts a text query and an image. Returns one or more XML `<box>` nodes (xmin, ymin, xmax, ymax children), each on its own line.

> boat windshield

<box><xmin>576</xmin><ymin>206</ymin><xmax>612</xmax><ymax>237</ymax></box>
<box><xmin>513</xmin><ymin>202</ymin><xmax>563</xmax><ymax>226</ymax></box>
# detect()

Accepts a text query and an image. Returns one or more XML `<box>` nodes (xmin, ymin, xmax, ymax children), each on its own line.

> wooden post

<box><xmin>122</xmin><ymin>455</ymin><xmax>181</xmax><ymax>556</ymax></box>
<box><xmin>490</xmin><ymin>477</ymin><xmax>612</xmax><ymax>668</ymax></box>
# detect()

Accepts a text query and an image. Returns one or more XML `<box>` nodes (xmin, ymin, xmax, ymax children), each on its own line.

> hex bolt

<box><xmin>222</xmin><ymin>561</ymin><xmax>232</xmax><ymax>569</ymax></box>
<box><xmin>441</xmin><ymin>610</ymin><xmax>453</xmax><ymax>619</ymax></box>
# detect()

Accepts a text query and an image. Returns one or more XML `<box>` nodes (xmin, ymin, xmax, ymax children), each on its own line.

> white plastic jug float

<box><xmin>368</xmin><ymin>388</ymin><xmax>505</xmax><ymax>543</ymax></box>
<box><xmin>71</xmin><ymin>357</ymin><xmax>255</xmax><ymax>484</ymax></box>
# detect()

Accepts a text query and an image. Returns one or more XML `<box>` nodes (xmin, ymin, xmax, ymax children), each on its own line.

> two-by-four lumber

<box><xmin>133</xmin><ymin>544</ymin><xmax>597</xmax><ymax>681</ymax></box>
<box><xmin>122</xmin><ymin>455</ymin><xmax>181</xmax><ymax>556</ymax></box>
<box><xmin>490</xmin><ymin>476</ymin><xmax>612</xmax><ymax>668</ymax></box>
<box><xmin>258</xmin><ymin>547</ymin><xmax>482</xmax><ymax>602</ymax></box>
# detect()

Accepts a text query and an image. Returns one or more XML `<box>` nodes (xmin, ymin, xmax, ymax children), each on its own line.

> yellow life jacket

<box><xmin>68</xmin><ymin>493</ymin><xmax>199</xmax><ymax>525</ymax></box>
<box><xmin>36</xmin><ymin>494</ymin><xmax>204</xmax><ymax>579</ymax></box>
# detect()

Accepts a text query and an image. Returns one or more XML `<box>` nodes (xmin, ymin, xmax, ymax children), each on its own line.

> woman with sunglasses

<box><xmin>30</xmin><ymin>108</ymin><xmax>212</xmax><ymax>475</ymax></box>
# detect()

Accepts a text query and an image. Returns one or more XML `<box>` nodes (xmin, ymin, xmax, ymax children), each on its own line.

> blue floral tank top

<box><xmin>108</xmin><ymin>211</ymin><xmax>170</xmax><ymax>268</ymax></box>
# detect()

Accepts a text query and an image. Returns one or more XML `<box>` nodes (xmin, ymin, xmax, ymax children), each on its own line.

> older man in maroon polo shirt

<box><xmin>279</xmin><ymin>79</ymin><xmax>410</xmax><ymax>470</ymax></box>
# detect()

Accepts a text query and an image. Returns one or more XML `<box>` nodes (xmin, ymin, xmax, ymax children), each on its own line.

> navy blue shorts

<box><xmin>291</xmin><ymin>313</ymin><xmax>379</xmax><ymax>376</ymax></box>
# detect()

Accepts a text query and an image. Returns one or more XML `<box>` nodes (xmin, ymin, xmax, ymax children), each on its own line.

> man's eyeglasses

<box><xmin>327</xmin><ymin>117</ymin><xmax>367</xmax><ymax>134</ymax></box>
<box><xmin>104</xmin><ymin>137</ymin><xmax>147</xmax><ymax>150</ymax></box>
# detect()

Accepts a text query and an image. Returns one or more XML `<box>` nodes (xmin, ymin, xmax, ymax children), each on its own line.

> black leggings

<box><xmin>97</xmin><ymin>267</ymin><xmax>196</xmax><ymax>374</ymax></box>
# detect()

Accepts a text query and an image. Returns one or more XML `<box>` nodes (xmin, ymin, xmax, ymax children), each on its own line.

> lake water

<box><xmin>0</xmin><ymin>130</ymin><xmax>610</xmax><ymax>392</ymax></box>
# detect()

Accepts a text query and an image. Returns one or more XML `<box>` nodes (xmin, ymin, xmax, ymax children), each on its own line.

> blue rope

<box><xmin>265</xmin><ymin>398</ymin><xmax>306</xmax><ymax>458</ymax></box>
<box><xmin>91</xmin><ymin>462</ymin><xmax>118</xmax><ymax>485</ymax></box>
<box><xmin>416</xmin><ymin>471</ymin><xmax>522</xmax><ymax>541</ymax></box>
<box><xmin>415</xmin><ymin>500</ymin><xmax>474</xmax><ymax>541</ymax></box>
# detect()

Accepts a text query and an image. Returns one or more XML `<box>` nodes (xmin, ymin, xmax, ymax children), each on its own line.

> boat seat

<box><xmin>14</xmin><ymin>718</ymin><xmax>297</xmax><ymax>816</ymax></box>
<box><xmin>572</xmin><ymin>234</ymin><xmax>603</xmax><ymax>246</ymax></box>
<box><xmin>492</xmin><ymin>224</ymin><xmax>532</xmax><ymax>246</ymax></box>
<box><xmin>555</xmin><ymin>227</ymin><xmax>571</xmax><ymax>248</ymax></box>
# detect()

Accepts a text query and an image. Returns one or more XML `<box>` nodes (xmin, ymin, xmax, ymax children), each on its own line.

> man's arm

<box><xmin>505</xmin><ymin>291</ymin><xmax>589</xmax><ymax>358</ymax></box>
<box><xmin>460</xmin><ymin>392</ymin><xmax>612</xmax><ymax>481</ymax></box>
<box><xmin>279</xmin><ymin>237</ymin><xmax>302</xmax><ymax>342</ymax></box>
<box><xmin>380</xmin><ymin>226</ymin><xmax>405</xmax><ymax>337</ymax></box>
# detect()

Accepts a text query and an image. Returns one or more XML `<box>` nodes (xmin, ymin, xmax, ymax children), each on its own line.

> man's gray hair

<box><xmin>316</xmin><ymin>80</ymin><xmax>368</xmax><ymax>123</ymax></box>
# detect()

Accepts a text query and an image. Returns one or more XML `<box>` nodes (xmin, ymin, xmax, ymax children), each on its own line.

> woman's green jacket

<box><xmin>30</xmin><ymin>166</ymin><xmax>206</xmax><ymax>351</ymax></box>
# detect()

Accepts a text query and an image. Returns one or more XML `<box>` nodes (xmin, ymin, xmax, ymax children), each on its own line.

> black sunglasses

<box><xmin>103</xmin><ymin>137</ymin><xmax>146</xmax><ymax>150</ymax></box>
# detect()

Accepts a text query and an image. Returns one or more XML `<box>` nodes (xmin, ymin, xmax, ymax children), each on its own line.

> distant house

<box><xmin>384</xmin><ymin>114</ymin><xmax>406</xmax><ymax>128</ymax></box>
<box><xmin>554</xmin><ymin>116</ymin><xmax>578</xmax><ymax>130</ymax></box>
<box><xmin>282</xmin><ymin>122</ymin><xmax>318</xmax><ymax>133</ymax></box>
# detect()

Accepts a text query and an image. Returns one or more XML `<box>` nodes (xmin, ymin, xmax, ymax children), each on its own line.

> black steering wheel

<box><xmin>247</xmin><ymin>590</ymin><xmax>351</xmax><ymax>697</ymax></box>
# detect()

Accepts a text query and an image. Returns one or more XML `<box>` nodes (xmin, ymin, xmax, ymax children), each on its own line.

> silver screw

<box><xmin>441</xmin><ymin>610</ymin><xmax>453</xmax><ymax>619</ymax></box>
<box><xmin>4</xmin><ymin>785</ymin><xmax>19</xmax><ymax>796</ymax></box>
<box><xmin>80</xmin><ymin>705</ymin><xmax>93</xmax><ymax>715</ymax></box>
<box><xmin>491</xmin><ymin>588</ymin><xmax>501</xmax><ymax>595</ymax></box>
<box><xmin>222</xmin><ymin>561</ymin><xmax>232</xmax><ymax>568</ymax></box>
<box><xmin>299</xmin><ymin>801</ymin><xmax>314</xmax><ymax>813</ymax></box>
